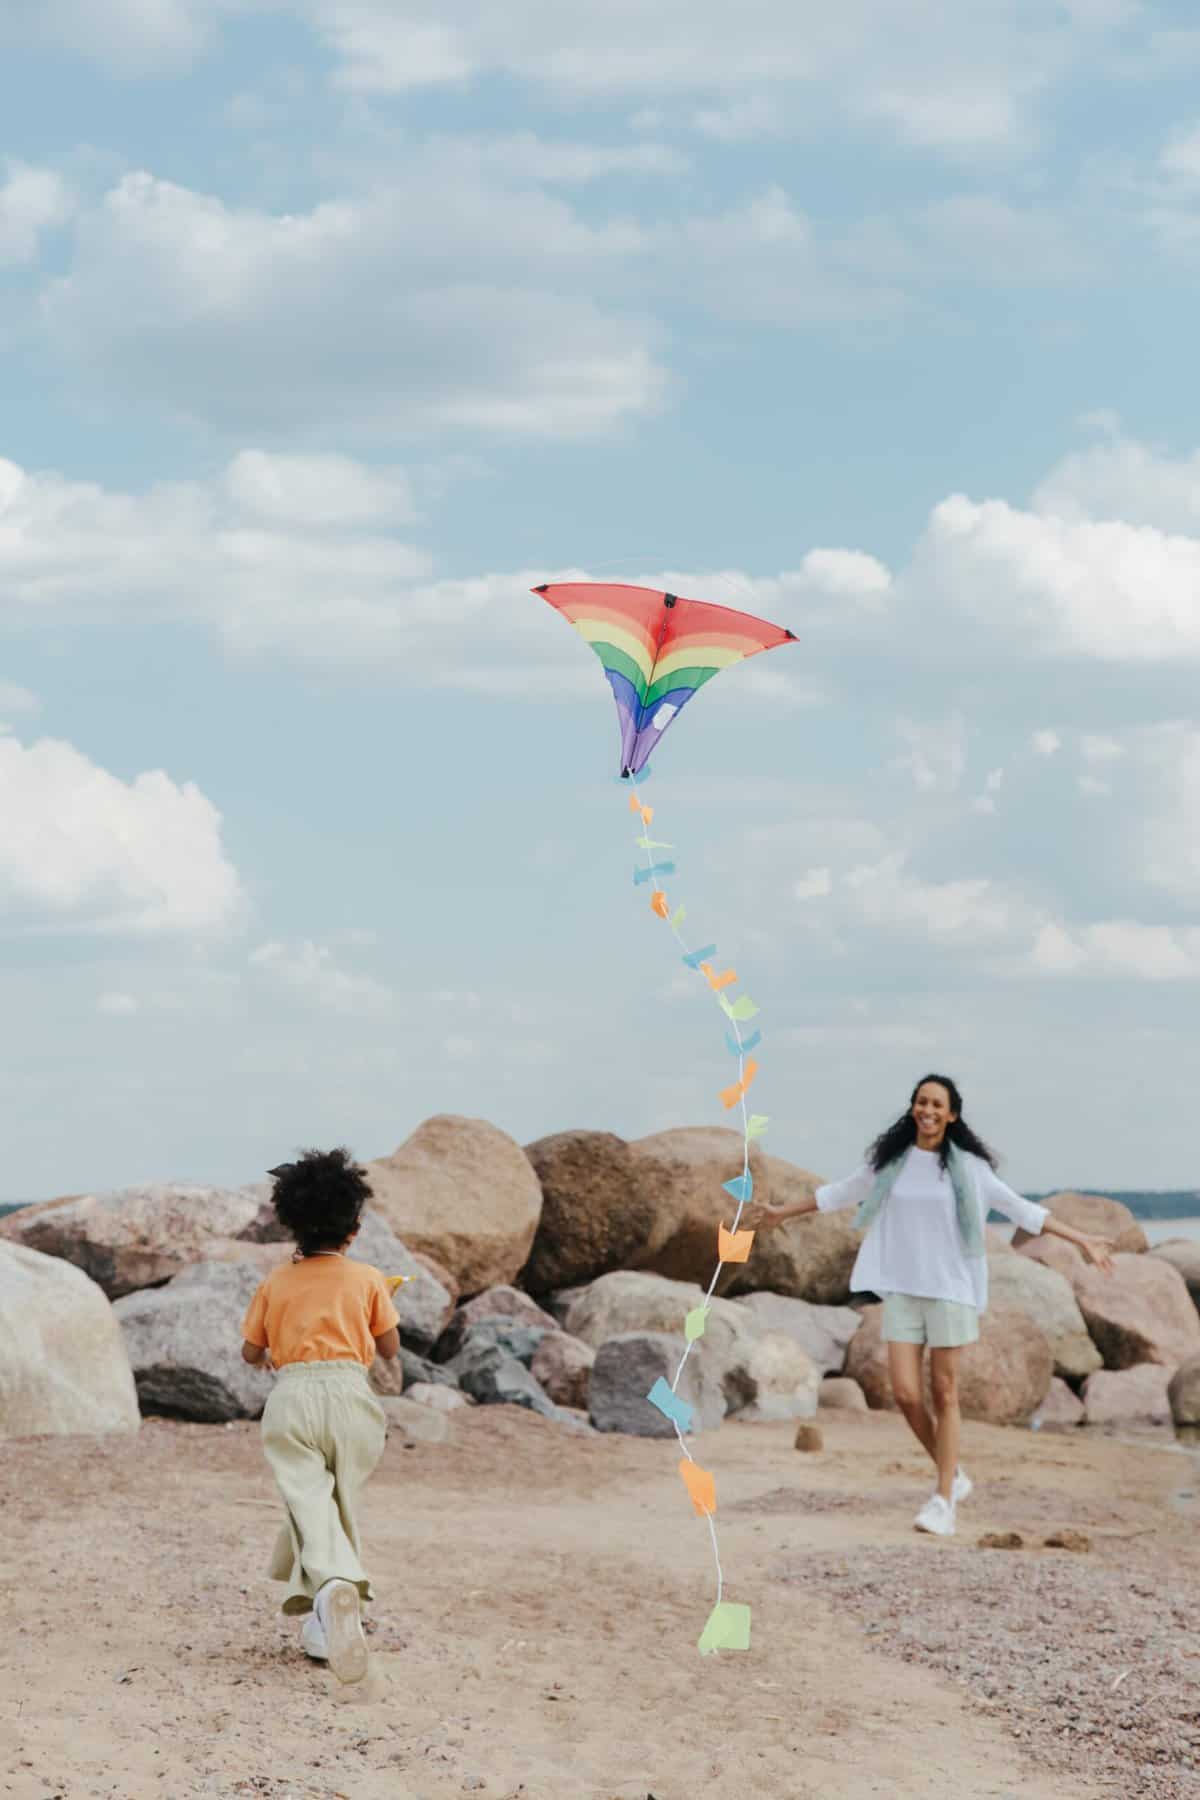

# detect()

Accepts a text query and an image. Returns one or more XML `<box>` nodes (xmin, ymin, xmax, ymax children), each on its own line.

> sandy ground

<box><xmin>3</xmin><ymin>1405</ymin><xmax>1200</xmax><ymax>1800</ymax></box>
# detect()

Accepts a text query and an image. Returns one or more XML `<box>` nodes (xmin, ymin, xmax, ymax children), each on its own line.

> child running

<box><xmin>240</xmin><ymin>1147</ymin><xmax>400</xmax><ymax>1683</ymax></box>
<box><xmin>743</xmin><ymin>1073</ymin><xmax>1115</xmax><ymax>1538</ymax></box>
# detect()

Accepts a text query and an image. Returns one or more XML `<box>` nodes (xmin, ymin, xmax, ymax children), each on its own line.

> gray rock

<box><xmin>734</xmin><ymin>1292</ymin><xmax>862</xmax><ymax>1375</ymax></box>
<box><xmin>588</xmin><ymin>1330</ymin><xmax>726</xmax><ymax>1437</ymax></box>
<box><xmin>0</xmin><ymin>1242</ymin><xmax>141</xmax><ymax>1440</ymax></box>
<box><xmin>433</xmin><ymin>1285</ymin><xmax>560</xmax><ymax>1361</ymax></box>
<box><xmin>447</xmin><ymin>1339</ymin><xmax>558</xmax><ymax>1417</ymax></box>
<box><xmin>113</xmin><ymin>1260</ymin><xmax>275</xmax><ymax>1422</ymax></box>
<box><xmin>561</xmin><ymin>1270</ymin><xmax>762</xmax><ymax>1417</ymax></box>
<box><xmin>448</xmin><ymin>1316</ymin><xmax>549</xmax><ymax>1368</ymax></box>
<box><xmin>397</xmin><ymin>1345</ymin><xmax>460</xmax><ymax>1390</ymax></box>
<box><xmin>348</xmin><ymin>1210</ymin><xmax>454</xmax><ymax>1351</ymax></box>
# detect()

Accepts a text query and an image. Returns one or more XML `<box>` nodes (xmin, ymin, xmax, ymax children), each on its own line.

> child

<box><xmin>241</xmin><ymin>1147</ymin><xmax>400</xmax><ymax>1683</ymax></box>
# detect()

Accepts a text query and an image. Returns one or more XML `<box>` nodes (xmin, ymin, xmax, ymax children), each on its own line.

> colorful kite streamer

<box><xmin>533</xmin><ymin>580</ymin><xmax>798</xmax><ymax>1655</ymax></box>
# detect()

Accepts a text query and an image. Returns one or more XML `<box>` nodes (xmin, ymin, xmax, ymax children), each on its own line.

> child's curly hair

<box><xmin>268</xmin><ymin>1147</ymin><xmax>372</xmax><ymax>1256</ymax></box>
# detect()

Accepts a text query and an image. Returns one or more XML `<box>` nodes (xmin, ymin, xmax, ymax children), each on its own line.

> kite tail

<box><xmin>627</xmin><ymin>771</ymin><xmax>759</xmax><ymax>1658</ymax></box>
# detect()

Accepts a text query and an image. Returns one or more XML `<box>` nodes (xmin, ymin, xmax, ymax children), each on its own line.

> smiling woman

<box><xmin>743</xmin><ymin>1072</ymin><xmax>1116</xmax><ymax>1537</ymax></box>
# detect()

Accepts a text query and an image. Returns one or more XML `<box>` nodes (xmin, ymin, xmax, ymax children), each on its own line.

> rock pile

<box><xmin>2</xmin><ymin>1120</ymin><xmax>1195</xmax><ymax>1446</ymax></box>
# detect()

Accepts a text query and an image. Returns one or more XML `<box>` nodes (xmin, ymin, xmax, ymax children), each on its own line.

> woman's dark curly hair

<box><xmin>268</xmin><ymin>1147</ymin><xmax>372</xmax><ymax>1256</ymax></box>
<box><xmin>867</xmin><ymin>1072</ymin><xmax>999</xmax><ymax>1174</ymax></box>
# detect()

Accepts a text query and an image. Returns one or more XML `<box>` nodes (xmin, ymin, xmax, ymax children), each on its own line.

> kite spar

<box><xmin>533</xmin><ymin>581</ymin><xmax>798</xmax><ymax>1655</ymax></box>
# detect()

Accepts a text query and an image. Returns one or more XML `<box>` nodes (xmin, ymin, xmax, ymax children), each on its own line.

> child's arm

<box><xmin>374</xmin><ymin>1327</ymin><xmax>400</xmax><ymax>1361</ymax></box>
<box><xmin>242</xmin><ymin>1339</ymin><xmax>269</xmax><ymax>1365</ymax></box>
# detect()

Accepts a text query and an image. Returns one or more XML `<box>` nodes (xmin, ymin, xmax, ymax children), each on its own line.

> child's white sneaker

<box><xmin>301</xmin><ymin>1610</ymin><xmax>329</xmax><ymax>1662</ymax></box>
<box><xmin>952</xmin><ymin>1468</ymin><xmax>972</xmax><ymax>1506</ymax></box>
<box><xmin>315</xmin><ymin>1579</ymin><xmax>368</xmax><ymax>1685</ymax></box>
<box><xmin>914</xmin><ymin>1493</ymin><xmax>956</xmax><ymax>1537</ymax></box>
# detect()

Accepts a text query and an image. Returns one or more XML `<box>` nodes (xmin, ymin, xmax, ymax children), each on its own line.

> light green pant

<box><xmin>261</xmin><ymin>1361</ymin><xmax>387</xmax><ymax>1616</ymax></box>
<box><xmin>881</xmin><ymin>1293</ymin><xmax>979</xmax><ymax>1348</ymax></box>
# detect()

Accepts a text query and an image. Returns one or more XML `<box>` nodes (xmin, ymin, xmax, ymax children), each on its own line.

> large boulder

<box><xmin>521</xmin><ymin>1130</ymin><xmax>646</xmax><ymax>1293</ymax></box>
<box><xmin>1082</xmin><ymin>1365</ymin><xmax>1173</xmax><ymax>1433</ymax></box>
<box><xmin>0</xmin><ymin>1242</ymin><xmax>140</xmax><ymax>1439</ymax></box>
<box><xmin>985</xmin><ymin>1249</ymin><xmax>1101</xmax><ymax>1382</ymax></box>
<box><xmin>589</xmin><ymin>1331</ymin><xmax>726</xmax><ymax>1436</ymax></box>
<box><xmin>1013</xmin><ymin>1193</ymin><xmax>1148</xmax><ymax>1256</ymax></box>
<box><xmin>845</xmin><ymin>1303</ymin><xmax>1052</xmax><ymax>1426</ymax></box>
<box><xmin>364</xmin><ymin>1115</ymin><xmax>542</xmax><ymax>1297</ymax></box>
<box><xmin>113</xmin><ymin>1261</ymin><xmax>275</xmax><ymax>1422</ymax></box>
<box><xmin>0</xmin><ymin>1181</ymin><xmax>270</xmax><ymax>1300</ymax></box>
<box><xmin>1149</xmin><ymin>1239</ymin><xmax>1200</xmax><ymax>1313</ymax></box>
<box><xmin>732</xmin><ymin>1292</ymin><xmax>862</xmax><ymax>1375</ymax></box>
<box><xmin>622</xmin><ymin>1127</ymin><xmax>773</xmax><ymax>1282</ymax></box>
<box><xmin>433</xmin><ymin>1285</ymin><xmax>560</xmax><ymax>1362</ymax></box>
<box><xmin>1071</xmin><ymin>1254</ymin><xmax>1200</xmax><ymax>1371</ymax></box>
<box><xmin>721</xmin><ymin>1165</ymin><xmax>864</xmax><ymax>1304</ymax></box>
<box><xmin>1168</xmin><ymin>1353</ymin><xmax>1200</xmax><ymax>1428</ymax></box>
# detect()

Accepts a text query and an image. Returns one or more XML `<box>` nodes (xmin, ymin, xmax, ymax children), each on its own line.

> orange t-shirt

<box><xmin>242</xmin><ymin>1256</ymin><xmax>400</xmax><ymax>1368</ymax></box>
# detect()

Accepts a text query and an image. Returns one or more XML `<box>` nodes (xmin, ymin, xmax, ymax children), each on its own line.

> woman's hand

<box><xmin>1079</xmin><ymin>1234</ymin><xmax>1116</xmax><ymax>1275</ymax></box>
<box><xmin>741</xmin><ymin>1199</ymin><xmax>790</xmax><ymax>1234</ymax></box>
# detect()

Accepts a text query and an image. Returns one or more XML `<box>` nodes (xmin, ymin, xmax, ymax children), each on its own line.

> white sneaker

<box><xmin>300</xmin><ymin>1610</ymin><xmax>329</xmax><ymax>1662</ymax></box>
<box><xmin>952</xmin><ymin>1468</ymin><xmax>972</xmax><ymax>1506</ymax></box>
<box><xmin>315</xmin><ymin>1579</ymin><xmax>368</xmax><ymax>1686</ymax></box>
<box><xmin>914</xmin><ymin>1493</ymin><xmax>956</xmax><ymax>1537</ymax></box>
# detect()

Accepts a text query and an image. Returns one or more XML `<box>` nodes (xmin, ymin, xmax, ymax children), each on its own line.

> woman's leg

<box><xmin>928</xmin><ymin>1347</ymin><xmax>962</xmax><ymax>1503</ymax></box>
<box><xmin>886</xmin><ymin>1341</ymin><xmax>937</xmax><ymax>1465</ymax></box>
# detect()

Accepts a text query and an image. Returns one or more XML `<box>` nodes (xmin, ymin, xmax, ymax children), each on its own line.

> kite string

<box><xmin>628</xmin><ymin>774</ymin><xmax>754</xmax><ymax>1617</ymax></box>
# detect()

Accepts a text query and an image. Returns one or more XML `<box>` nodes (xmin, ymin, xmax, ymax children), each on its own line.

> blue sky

<box><xmin>4</xmin><ymin>0</ymin><xmax>1200</xmax><ymax>1199</ymax></box>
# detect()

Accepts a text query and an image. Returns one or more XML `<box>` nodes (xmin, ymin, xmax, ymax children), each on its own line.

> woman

<box><xmin>742</xmin><ymin>1074</ymin><xmax>1115</xmax><ymax>1538</ymax></box>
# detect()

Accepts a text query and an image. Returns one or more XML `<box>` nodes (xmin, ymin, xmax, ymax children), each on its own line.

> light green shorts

<box><xmin>882</xmin><ymin>1293</ymin><xmax>979</xmax><ymax>1348</ymax></box>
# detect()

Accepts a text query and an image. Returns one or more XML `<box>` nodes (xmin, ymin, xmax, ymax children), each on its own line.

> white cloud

<box><xmin>915</xmin><ymin>491</ymin><xmax>1200</xmax><ymax>663</ymax></box>
<box><xmin>843</xmin><ymin>851</ymin><xmax>1024</xmax><ymax>943</ymax></box>
<box><xmin>1033</xmin><ymin>433</ymin><xmax>1200</xmax><ymax>533</ymax></box>
<box><xmin>1033</xmin><ymin>729</ymin><xmax>1062</xmax><ymax>755</ymax></box>
<box><xmin>2</xmin><ymin>0</ymin><xmax>216</xmax><ymax>74</ymax></box>
<box><xmin>892</xmin><ymin>715</ymin><xmax>967</xmax><ymax>793</ymax></box>
<box><xmin>298</xmin><ymin>0</ymin><xmax>1124</xmax><ymax>154</ymax></box>
<box><xmin>39</xmin><ymin>167</ymin><xmax>665</xmax><ymax>440</ymax></box>
<box><xmin>224</xmin><ymin>450</ymin><xmax>417</xmax><ymax>527</ymax></box>
<box><xmin>98</xmin><ymin>991</ymin><xmax>139</xmax><ymax>1016</ymax></box>
<box><xmin>0</xmin><ymin>451</ymin><xmax>891</xmax><ymax>690</ymax></box>
<box><xmin>1080</xmin><ymin>733</ymin><xmax>1125</xmax><ymax>763</ymax></box>
<box><xmin>0</xmin><ymin>163</ymin><xmax>74</xmax><ymax>266</ymax></box>
<box><xmin>0</xmin><ymin>734</ymin><xmax>243</xmax><ymax>934</ymax></box>
<box><xmin>249</xmin><ymin>940</ymin><xmax>392</xmax><ymax>1013</ymax></box>
<box><xmin>1031</xmin><ymin>920</ymin><xmax>1200</xmax><ymax>981</ymax></box>
<box><xmin>0</xmin><ymin>681</ymin><xmax>39</xmax><ymax>731</ymax></box>
<box><xmin>793</xmin><ymin>867</ymin><xmax>832</xmax><ymax>901</ymax></box>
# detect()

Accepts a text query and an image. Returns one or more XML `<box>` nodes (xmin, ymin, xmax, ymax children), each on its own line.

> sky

<box><xmin>4</xmin><ymin>0</ymin><xmax>1200</xmax><ymax>1199</ymax></box>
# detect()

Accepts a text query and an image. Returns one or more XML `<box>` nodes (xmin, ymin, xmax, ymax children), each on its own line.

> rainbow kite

<box><xmin>534</xmin><ymin>580</ymin><xmax>798</xmax><ymax>1655</ymax></box>
<box><xmin>533</xmin><ymin>583</ymin><xmax>795</xmax><ymax>778</ymax></box>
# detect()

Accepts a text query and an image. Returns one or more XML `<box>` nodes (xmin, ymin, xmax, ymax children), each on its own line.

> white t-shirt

<box><xmin>815</xmin><ymin>1147</ymin><xmax>1049</xmax><ymax>1310</ymax></box>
